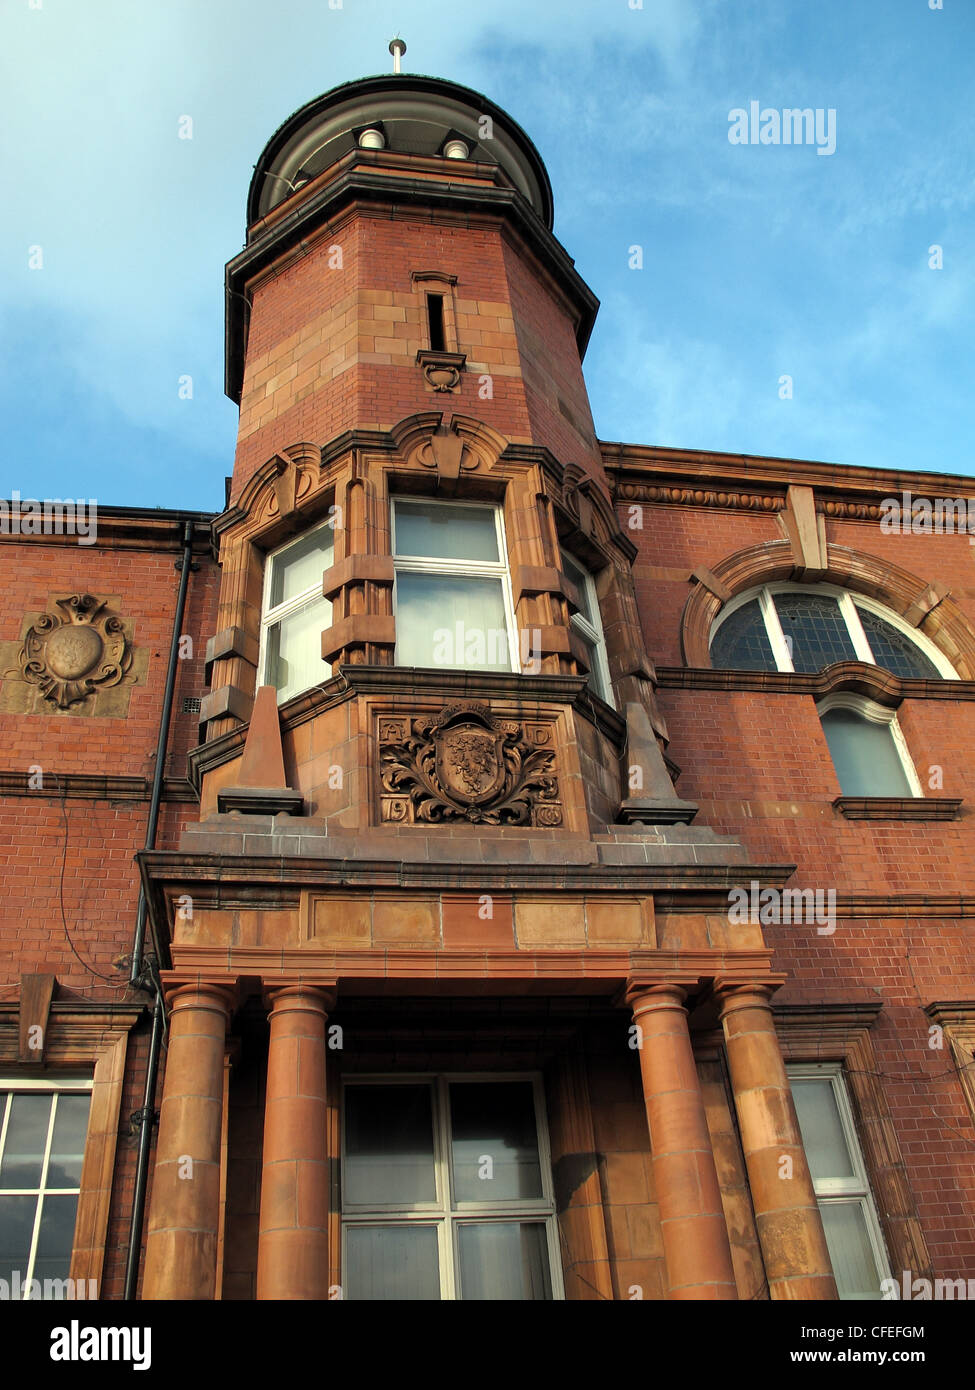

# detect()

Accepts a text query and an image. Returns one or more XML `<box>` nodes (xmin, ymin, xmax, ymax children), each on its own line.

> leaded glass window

<box><xmin>709</xmin><ymin>585</ymin><xmax>953</xmax><ymax>679</ymax></box>
<box><xmin>708</xmin><ymin>598</ymin><xmax>776</xmax><ymax>671</ymax></box>
<box><xmin>774</xmin><ymin>593</ymin><xmax>858</xmax><ymax>673</ymax></box>
<box><xmin>853</xmin><ymin>606</ymin><xmax>940</xmax><ymax>679</ymax></box>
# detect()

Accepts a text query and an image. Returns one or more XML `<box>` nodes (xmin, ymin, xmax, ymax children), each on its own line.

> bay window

<box><xmin>391</xmin><ymin>499</ymin><xmax>517</xmax><ymax>672</ymax></box>
<box><xmin>560</xmin><ymin>549</ymin><xmax>613</xmax><ymax>703</ymax></box>
<box><xmin>259</xmin><ymin>521</ymin><xmax>334</xmax><ymax>703</ymax></box>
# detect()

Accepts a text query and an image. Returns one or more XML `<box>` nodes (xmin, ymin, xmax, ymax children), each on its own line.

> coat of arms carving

<box><xmin>20</xmin><ymin>594</ymin><xmax>132</xmax><ymax>709</ymax></box>
<box><xmin>379</xmin><ymin>702</ymin><xmax>562</xmax><ymax>826</ymax></box>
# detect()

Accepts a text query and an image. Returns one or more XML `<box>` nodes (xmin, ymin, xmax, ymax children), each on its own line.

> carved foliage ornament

<box><xmin>20</xmin><ymin>594</ymin><xmax>132</xmax><ymax>708</ymax></box>
<box><xmin>379</xmin><ymin>702</ymin><xmax>562</xmax><ymax>826</ymax></box>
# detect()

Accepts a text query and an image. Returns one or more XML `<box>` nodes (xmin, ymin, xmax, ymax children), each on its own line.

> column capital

<box><xmin>262</xmin><ymin>980</ymin><xmax>338</xmax><ymax>1015</ymax></box>
<box><xmin>711</xmin><ymin>977</ymin><xmax>786</xmax><ymax>1018</ymax></box>
<box><xmin>625</xmin><ymin>980</ymin><xmax>688</xmax><ymax>1015</ymax></box>
<box><xmin>165</xmin><ymin>979</ymin><xmax>238</xmax><ymax>1020</ymax></box>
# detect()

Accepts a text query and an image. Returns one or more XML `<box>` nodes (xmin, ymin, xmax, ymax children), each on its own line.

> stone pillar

<box><xmin>143</xmin><ymin>982</ymin><xmax>235</xmax><ymax>1300</ymax></box>
<box><xmin>257</xmin><ymin>984</ymin><xmax>335</xmax><ymax>1300</ymax></box>
<box><xmin>627</xmin><ymin>983</ymin><xmax>738</xmax><ymax>1300</ymax></box>
<box><xmin>715</xmin><ymin>981</ymin><xmax>837</xmax><ymax>1300</ymax></box>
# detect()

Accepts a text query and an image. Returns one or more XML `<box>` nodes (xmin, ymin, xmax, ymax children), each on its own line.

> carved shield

<box><xmin>435</xmin><ymin>721</ymin><xmax>505</xmax><ymax>806</ymax></box>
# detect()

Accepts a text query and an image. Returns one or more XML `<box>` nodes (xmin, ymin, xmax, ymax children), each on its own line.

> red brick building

<box><xmin>2</xmin><ymin>71</ymin><xmax>974</xmax><ymax>1304</ymax></box>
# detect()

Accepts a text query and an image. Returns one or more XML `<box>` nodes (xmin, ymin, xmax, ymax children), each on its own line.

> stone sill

<box><xmin>833</xmin><ymin>796</ymin><xmax>963</xmax><ymax>821</ymax></box>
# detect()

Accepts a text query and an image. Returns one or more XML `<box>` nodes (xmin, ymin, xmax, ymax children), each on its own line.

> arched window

<box><xmin>709</xmin><ymin>584</ymin><xmax>953</xmax><ymax>679</ymax></box>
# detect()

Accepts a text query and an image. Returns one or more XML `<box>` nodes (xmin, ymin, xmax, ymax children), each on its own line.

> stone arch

<box><xmin>681</xmin><ymin>539</ymin><xmax>975</xmax><ymax>679</ymax></box>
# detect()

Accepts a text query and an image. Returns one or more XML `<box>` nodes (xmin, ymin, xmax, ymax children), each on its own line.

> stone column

<box><xmin>143</xmin><ymin>982</ymin><xmax>235</xmax><ymax>1300</ymax></box>
<box><xmin>257</xmin><ymin>984</ymin><xmax>335</xmax><ymax>1300</ymax></box>
<box><xmin>627</xmin><ymin>983</ymin><xmax>738</xmax><ymax>1300</ymax></box>
<box><xmin>714</xmin><ymin>981</ymin><xmax>837</xmax><ymax>1300</ymax></box>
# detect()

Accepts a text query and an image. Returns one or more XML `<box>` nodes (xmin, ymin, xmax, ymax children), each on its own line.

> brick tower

<box><xmin>132</xmin><ymin>68</ymin><xmax>837</xmax><ymax>1302</ymax></box>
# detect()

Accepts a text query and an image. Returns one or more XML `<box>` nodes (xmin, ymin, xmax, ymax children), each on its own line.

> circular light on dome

<box><xmin>358</xmin><ymin>128</ymin><xmax>385</xmax><ymax>150</ymax></box>
<box><xmin>443</xmin><ymin>139</ymin><xmax>469</xmax><ymax>160</ymax></box>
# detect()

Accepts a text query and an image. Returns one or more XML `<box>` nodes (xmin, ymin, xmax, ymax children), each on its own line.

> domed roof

<box><xmin>247</xmin><ymin>73</ymin><xmax>554</xmax><ymax>229</ymax></box>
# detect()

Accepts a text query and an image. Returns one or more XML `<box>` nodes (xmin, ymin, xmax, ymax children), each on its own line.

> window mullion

<box><xmin>393</xmin><ymin>557</ymin><xmax>505</xmax><ymax>577</ymax></box>
<box><xmin>264</xmin><ymin>588</ymin><xmax>327</xmax><ymax>627</ymax></box>
<box><xmin>0</xmin><ymin>1092</ymin><xmax>10</xmax><ymax>1169</ymax></box>
<box><xmin>839</xmin><ymin>592</ymin><xmax>876</xmax><ymax>664</ymax></box>
<box><xmin>23</xmin><ymin>1095</ymin><xmax>58</xmax><ymax>1297</ymax></box>
<box><xmin>760</xmin><ymin>588</ymin><xmax>794</xmax><ymax>672</ymax></box>
<box><xmin>437</xmin><ymin>1076</ymin><xmax>457</xmax><ymax>1300</ymax></box>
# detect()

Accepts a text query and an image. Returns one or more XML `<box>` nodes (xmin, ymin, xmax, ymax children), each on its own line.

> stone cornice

<box><xmin>154</xmin><ymin>944</ymin><xmax>779</xmax><ymax>993</ymax></box>
<box><xmin>0</xmin><ymin>511</ymin><xmax>214</xmax><ymax>555</ymax></box>
<box><xmin>604</xmin><ymin>444</ymin><xmax>975</xmax><ymax>511</ymax></box>
<box><xmin>0</xmin><ymin>771</ymin><xmax>196</xmax><ymax>802</ymax></box>
<box><xmin>655</xmin><ymin>665</ymin><xmax>975</xmax><ymax>703</ymax></box>
<box><xmin>139</xmin><ymin>849</ymin><xmax>798</xmax><ymax>969</ymax></box>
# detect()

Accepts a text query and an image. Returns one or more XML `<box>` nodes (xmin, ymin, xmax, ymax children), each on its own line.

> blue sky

<box><xmin>1</xmin><ymin>0</ymin><xmax>972</xmax><ymax>512</ymax></box>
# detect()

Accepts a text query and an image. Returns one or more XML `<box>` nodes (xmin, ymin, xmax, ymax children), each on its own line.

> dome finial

<box><xmin>388</xmin><ymin>37</ymin><xmax>406</xmax><ymax>74</ymax></box>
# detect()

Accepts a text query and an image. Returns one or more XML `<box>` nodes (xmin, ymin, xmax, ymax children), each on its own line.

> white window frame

<box><xmin>560</xmin><ymin>549</ymin><xmax>614</xmax><ymax>707</ymax></box>
<box><xmin>257</xmin><ymin>520</ymin><xmax>335</xmax><ymax>703</ymax></box>
<box><xmin>816</xmin><ymin>691</ymin><xmax>924</xmax><ymax>797</ymax></box>
<box><xmin>711</xmin><ymin>582</ymin><xmax>957</xmax><ymax>679</ymax></box>
<box><xmin>0</xmin><ymin>1074</ymin><xmax>93</xmax><ymax>1300</ymax></box>
<box><xmin>390</xmin><ymin>498</ymin><xmax>520</xmax><ymax>674</ymax></box>
<box><xmin>787</xmin><ymin>1063</ymin><xmax>891</xmax><ymax>1299</ymax></box>
<box><xmin>340</xmin><ymin>1071</ymin><xmax>564</xmax><ymax>1301</ymax></box>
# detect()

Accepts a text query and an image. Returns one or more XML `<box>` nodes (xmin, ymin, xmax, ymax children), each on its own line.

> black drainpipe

<box><xmin>123</xmin><ymin>520</ymin><xmax>195</xmax><ymax>1300</ymax></box>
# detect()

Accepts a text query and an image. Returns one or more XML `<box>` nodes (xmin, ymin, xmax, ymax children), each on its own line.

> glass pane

<box><xmin>344</xmin><ymin>1085</ymin><xmax>436</xmax><ymax>1207</ymax></box>
<box><xmin>573</xmin><ymin>629</ymin><xmax>608</xmax><ymax>701</ymax></box>
<box><xmin>345</xmin><ymin>1224</ymin><xmax>440</xmax><ymax>1300</ymax></box>
<box><xmin>46</xmin><ymin>1096</ymin><xmax>91</xmax><ymax>1189</ymax></box>
<box><xmin>265</xmin><ymin>595</ymin><xmax>331</xmax><ymax>701</ymax></box>
<box><xmin>395</xmin><ymin>573</ymin><xmax>510</xmax><ymax>671</ymax></box>
<box><xmin>855</xmin><ymin>606</ymin><xmax>941</xmax><ymax>679</ymax></box>
<box><xmin>268</xmin><ymin>528</ymin><xmax>334</xmax><ymax>608</ymax></box>
<box><xmin>30</xmin><ymin>1194</ymin><xmax>79</xmax><ymax>1292</ymax></box>
<box><xmin>0</xmin><ymin>1194</ymin><xmax>38</xmax><ymax>1284</ymax></box>
<box><xmin>561</xmin><ymin>552</ymin><xmax>596</xmax><ymax>627</ymax></box>
<box><xmin>0</xmin><ymin>1094</ymin><xmax>52</xmax><ymax>1189</ymax></box>
<box><xmin>449</xmin><ymin>1081</ymin><xmax>542</xmax><ymax>1202</ymax></box>
<box><xmin>773</xmin><ymin>592</ymin><xmax>857</xmax><ymax>673</ymax></box>
<box><xmin>709</xmin><ymin>599</ymin><xmax>777</xmax><ymax>671</ymax></box>
<box><xmin>820</xmin><ymin>1201</ymin><xmax>885</xmax><ymax>1300</ymax></box>
<box><xmin>394</xmin><ymin>501</ymin><xmax>499</xmax><ymax>563</ymax></box>
<box><xmin>791</xmin><ymin>1078</ymin><xmax>855</xmax><ymax>1182</ymax></box>
<box><xmin>820</xmin><ymin>709</ymin><xmax>913</xmax><ymax>797</ymax></box>
<box><xmin>458</xmin><ymin>1222</ymin><xmax>552</xmax><ymax>1300</ymax></box>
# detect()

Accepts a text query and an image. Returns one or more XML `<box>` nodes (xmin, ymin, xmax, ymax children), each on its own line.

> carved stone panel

<box><xmin>0</xmin><ymin>594</ymin><xmax>142</xmax><ymax>716</ymax></box>
<box><xmin>378</xmin><ymin>701</ymin><xmax>562</xmax><ymax>826</ymax></box>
